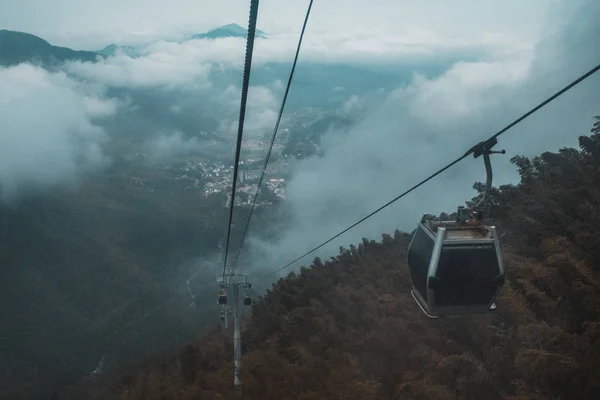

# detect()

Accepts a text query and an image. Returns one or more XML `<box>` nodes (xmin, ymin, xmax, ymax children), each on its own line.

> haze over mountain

<box><xmin>93</xmin><ymin>24</ymin><xmax>267</xmax><ymax>57</ymax></box>
<box><xmin>96</xmin><ymin>43</ymin><xmax>139</xmax><ymax>58</ymax></box>
<box><xmin>1</xmin><ymin>24</ymin><xmax>264</xmax><ymax>65</ymax></box>
<box><xmin>190</xmin><ymin>23</ymin><xmax>266</xmax><ymax>40</ymax></box>
<box><xmin>0</xmin><ymin>29</ymin><xmax>100</xmax><ymax>67</ymax></box>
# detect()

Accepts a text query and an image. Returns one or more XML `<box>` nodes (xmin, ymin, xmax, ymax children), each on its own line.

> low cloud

<box><xmin>83</xmin><ymin>96</ymin><xmax>122</xmax><ymax>118</ymax></box>
<box><xmin>0</xmin><ymin>64</ymin><xmax>110</xmax><ymax>201</ymax></box>
<box><xmin>256</xmin><ymin>28</ymin><xmax>533</xmax><ymax>66</ymax></box>
<box><xmin>63</xmin><ymin>27</ymin><xmax>532</xmax><ymax>90</ymax></box>
<box><xmin>408</xmin><ymin>58</ymin><xmax>532</xmax><ymax>124</ymax></box>
<box><xmin>245</xmin><ymin>0</ymin><xmax>600</xmax><ymax>279</ymax></box>
<box><xmin>146</xmin><ymin>131</ymin><xmax>203</xmax><ymax>160</ymax></box>
<box><xmin>58</xmin><ymin>24</ymin><xmax>536</xmax><ymax>155</ymax></box>
<box><xmin>219</xmin><ymin>84</ymin><xmax>281</xmax><ymax>139</ymax></box>
<box><xmin>66</xmin><ymin>45</ymin><xmax>214</xmax><ymax>89</ymax></box>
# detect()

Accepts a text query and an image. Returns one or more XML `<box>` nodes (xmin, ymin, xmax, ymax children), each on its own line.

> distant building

<box><xmin>242</xmin><ymin>169</ymin><xmax>261</xmax><ymax>182</ymax></box>
<box><xmin>240</xmin><ymin>161</ymin><xmax>262</xmax><ymax>183</ymax></box>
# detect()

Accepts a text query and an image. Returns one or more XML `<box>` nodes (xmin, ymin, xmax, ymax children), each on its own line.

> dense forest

<box><xmin>64</xmin><ymin>115</ymin><xmax>600</xmax><ymax>399</ymax></box>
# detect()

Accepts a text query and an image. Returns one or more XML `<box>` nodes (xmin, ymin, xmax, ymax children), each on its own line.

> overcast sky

<box><xmin>0</xmin><ymin>0</ymin><xmax>555</xmax><ymax>49</ymax></box>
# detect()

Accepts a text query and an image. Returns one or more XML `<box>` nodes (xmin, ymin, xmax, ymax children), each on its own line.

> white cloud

<box><xmin>61</xmin><ymin>25</ymin><xmax>533</xmax><ymax>92</ymax></box>
<box><xmin>66</xmin><ymin>45</ymin><xmax>214</xmax><ymax>89</ymax></box>
<box><xmin>246</xmin><ymin>0</ymin><xmax>600</xmax><ymax>277</ymax></box>
<box><xmin>83</xmin><ymin>96</ymin><xmax>120</xmax><ymax>118</ymax></box>
<box><xmin>268</xmin><ymin>29</ymin><xmax>533</xmax><ymax>66</ymax></box>
<box><xmin>340</xmin><ymin>90</ymin><xmax>387</xmax><ymax>117</ymax></box>
<box><xmin>217</xmin><ymin>84</ymin><xmax>281</xmax><ymax>138</ymax></box>
<box><xmin>0</xmin><ymin>64</ymin><xmax>110</xmax><ymax>201</ymax></box>
<box><xmin>146</xmin><ymin>131</ymin><xmax>203</xmax><ymax>160</ymax></box>
<box><xmin>244</xmin><ymin>86</ymin><xmax>280</xmax><ymax>135</ymax></box>
<box><xmin>407</xmin><ymin>57</ymin><xmax>532</xmax><ymax>124</ymax></box>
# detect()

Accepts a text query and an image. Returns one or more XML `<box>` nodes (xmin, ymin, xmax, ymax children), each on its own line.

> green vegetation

<box><xmin>62</xmin><ymin>115</ymin><xmax>600</xmax><ymax>399</ymax></box>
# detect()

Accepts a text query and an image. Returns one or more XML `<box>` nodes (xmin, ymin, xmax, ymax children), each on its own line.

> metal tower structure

<box><xmin>217</xmin><ymin>270</ymin><xmax>253</xmax><ymax>388</ymax></box>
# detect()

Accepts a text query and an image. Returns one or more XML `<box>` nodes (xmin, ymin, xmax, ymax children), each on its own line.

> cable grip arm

<box><xmin>464</xmin><ymin>138</ymin><xmax>506</xmax><ymax>217</ymax></box>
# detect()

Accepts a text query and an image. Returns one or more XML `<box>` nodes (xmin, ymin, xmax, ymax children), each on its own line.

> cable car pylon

<box><xmin>216</xmin><ymin>270</ymin><xmax>253</xmax><ymax>388</ymax></box>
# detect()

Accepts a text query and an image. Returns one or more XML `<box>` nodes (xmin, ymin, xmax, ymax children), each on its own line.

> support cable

<box><xmin>222</xmin><ymin>0</ymin><xmax>261</xmax><ymax>278</ymax></box>
<box><xmin>232</xmin><ymin>0</ymin><xmax>315</xmax><ymax>268</ymax></box>
<box><xmin>269</xmin><ymin>62</ymin><xmax>600</xmax><ymax>276</ymax></box>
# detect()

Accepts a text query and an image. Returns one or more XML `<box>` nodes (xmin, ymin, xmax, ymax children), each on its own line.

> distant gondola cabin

<box><xmin>407</xmin><ymin>214</ymin><xmax>505</xmax><ymax>318</ymax></box>
<box><xmin>218</xmin><ymin>290</ymin><xmax>228</xmax><ymax>305</ymax></box>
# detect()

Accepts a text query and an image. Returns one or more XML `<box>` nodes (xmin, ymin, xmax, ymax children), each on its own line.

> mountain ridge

<box><xmin>190</xmin><ymin>23</ymin><xmax>267</xmax><ymax>40</ymax></box>
<box><xmin>0</xmin><ymin>24</ymin><xmax>267</xmax><ymax>67</ymax></box>
<box><xmin>96</xmin><ymin>43</ymin><xmax>139</xmax><ymax>58</ymax></box>
<box><xmin>0</xmin><ymin>29</ymin><xmax>101</xmax><ymax>67</ymax></box>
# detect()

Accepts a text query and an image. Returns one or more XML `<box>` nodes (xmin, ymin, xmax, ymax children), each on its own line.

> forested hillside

<box><xmin>66</xmin><ymin>116</ymin><xmax>600</xmax><ymax>399</ymax></box>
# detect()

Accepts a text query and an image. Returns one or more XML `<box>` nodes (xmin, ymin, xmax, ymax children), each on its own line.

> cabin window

<box><xmin>408</xmin><ymin>226</ymin><xmax>434</xmax><ymax>297</ymax></box>
<box><xmin>436</xmin><ymin>245</ymin><xmax>498</xmax><ymax>280</ymax></box>
<box><xmin>433</xmin><ymin>245</ymin><xmax>499</xmax><ymax>307</ymax></box>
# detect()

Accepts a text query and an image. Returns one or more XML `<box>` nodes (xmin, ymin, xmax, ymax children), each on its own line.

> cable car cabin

<box><xmin>243</xmin><ymin>294</ymin><xmax>252</xmax><ymax>306</ymax></box>
<box><xmin>218</xmin><ymin>290</ymin><xmax>228</xmax><ymax>305</ymax></box>
<box><xmin>407</xmin><ymin>214</ymin><xmax>505</xmax><ymax>318</ymax></box>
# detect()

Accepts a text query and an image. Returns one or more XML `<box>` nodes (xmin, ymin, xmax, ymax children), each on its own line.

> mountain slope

<box><xmin>65</xmin><ymin>116</ymin><xmax>600</xmax><ymax>399</ymax></box>
<box><xmin>190</xmin><ymin>23</ymin><xmax>266</xmax><ymax>40</ymax></box>
<box><xmin>0</xmin><ymin>30</ymin><xmax>101</xmax><ymax>67</ymax></box>
<box><xmin>97</xmin><ymin>43</ymin><xmax>139</xmax><ymax>58</ymax></box>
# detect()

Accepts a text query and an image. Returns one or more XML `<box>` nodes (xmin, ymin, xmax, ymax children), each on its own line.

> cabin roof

<box><xmin>422</xmin><ymin>219</ymin><xmax>493</xmax><ymax>240</ymax></box>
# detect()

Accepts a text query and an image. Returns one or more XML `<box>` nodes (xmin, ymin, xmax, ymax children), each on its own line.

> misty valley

<box><xmin>0</xmin><ymin>24</ymin><xmax>410</xmax><ymax>398</ymax></box>
<box><xmin>1</xmin><ymin>2</ymin><xmax>600</xmax><ymax>399</ymax></box>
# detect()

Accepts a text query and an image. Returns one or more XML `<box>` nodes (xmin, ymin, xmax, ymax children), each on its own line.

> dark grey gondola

<box><xmin>407</xmin><ymin>214</ymin><xmax>505</xmax><ymax>318</ymax></box>
<box><xmin>218</xmin><ymin>290</ymin><xmax>228</xmax><ymax>305</ymax></box>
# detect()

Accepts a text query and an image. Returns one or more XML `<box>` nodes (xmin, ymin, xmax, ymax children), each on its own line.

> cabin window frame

<box><xmin>407</xmin><ymin>223</ymin><xmax>436</xmax><ymax>301</ymax></box>
<box><xmin>428</xmin><ymin>226</ymin><xmax>505</xmax><ymax>314</ymax></box>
